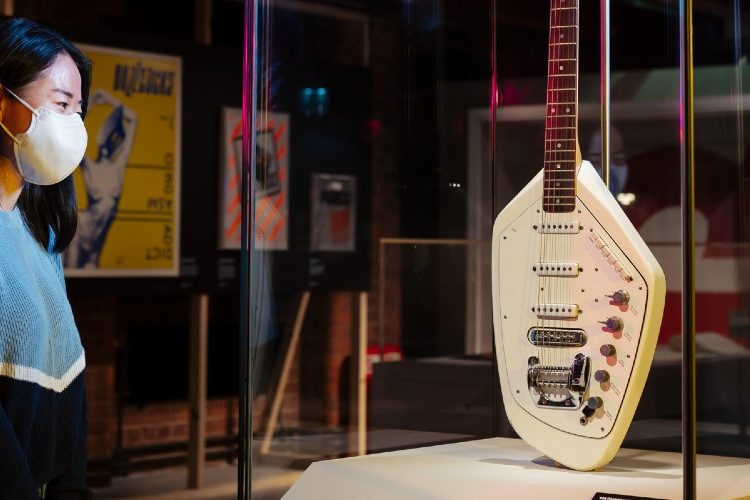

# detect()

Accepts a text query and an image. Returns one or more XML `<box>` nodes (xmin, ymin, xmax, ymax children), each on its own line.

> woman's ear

<box><xmin>0</xmin><ymin>84</ymin><xmax>11</xmax><ymax>122</ymax></box>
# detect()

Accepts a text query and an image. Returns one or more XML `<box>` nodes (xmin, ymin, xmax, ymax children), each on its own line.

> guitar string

<box><xmin>539</xmin><ymin>0</ymin><xmax>550</xmax><ymax>372</ymax></box>
<box><xmin>551</xmin><ymin>0</ymin><xmax>560</xmax><ymax>371</ymax></box>
<box><xmin>568</xmin><ymin>0</ymin><xmax>581</xmax><ymax>378</ymax></box>
<box><xmin>542</xmin><ymin>0</ymin><xmax>555</xmax><ymax>371</ymax></box>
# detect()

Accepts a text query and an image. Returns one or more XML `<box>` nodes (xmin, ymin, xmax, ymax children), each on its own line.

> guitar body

<box><xmin>491</xmin><ymin>161</ymin><xmax>666</xmax><ymax>471</ymax></box>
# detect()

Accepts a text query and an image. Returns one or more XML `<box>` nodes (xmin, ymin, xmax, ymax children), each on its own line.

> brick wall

<box><xmin>71</xmin><ymin>294</ymin><xmax>117</xmax><ymax>462</ymax></box>
<box><xmin>122</xmin><ymin>399</ymin><xmax>238</xmax><ymax>448</ymax></box>
<box><xmin>67</xmin><ymin>2</ymin><xmax>407</xmax><ymax>475</ymax></box>
<box><xmin>369</xmin><ymin>3</ymin><xmax>403</xmax><ymax>349</ymax></box>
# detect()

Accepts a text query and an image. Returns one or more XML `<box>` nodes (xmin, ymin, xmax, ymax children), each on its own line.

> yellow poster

<box><xmin>63</xmin><ymin>45</ymin><xmax>181</xmax><ymax>277</ymax></box>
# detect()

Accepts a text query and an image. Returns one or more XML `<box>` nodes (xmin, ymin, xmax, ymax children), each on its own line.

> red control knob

<box><xmin>600</xmin><ymin>344</ymin><xmax>616</xmax><ymax>357</ymax></box>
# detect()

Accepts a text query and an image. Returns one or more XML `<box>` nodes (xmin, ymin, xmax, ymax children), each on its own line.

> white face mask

<box><xmin>0</xmin><ymin>87</ymin><xmax>88</xmax><ymax>185</ymax></box>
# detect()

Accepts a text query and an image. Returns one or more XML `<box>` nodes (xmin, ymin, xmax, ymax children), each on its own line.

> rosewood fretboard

<box><xmin>543</xmin><ymin>0</ymin><xmax>579</xmax><ymax>213</ymax></box>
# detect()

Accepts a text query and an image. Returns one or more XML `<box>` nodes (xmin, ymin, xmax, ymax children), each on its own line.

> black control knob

<box><xmin>587</xmin><ymin>396</ymin><xmax>603</xmax><ymax>410</ymax></box>
<box><xmin>606</xmin><ymin>290</ymin><xmax>630</xmax><ymax>306</ymax></box>
<box><xmin>600</xmin><ymin>344</ymin><xmax>616</xmax><ymax>357</ymax></box>
<box><xmin>594</xmin><ymin>370</ymin><xmax>610</xmax><ymax>383</ymax></box>
<box><xmin>599</xmin><ymin>316</ymin><xmax>623</xmax><ymax>331</ymax></box>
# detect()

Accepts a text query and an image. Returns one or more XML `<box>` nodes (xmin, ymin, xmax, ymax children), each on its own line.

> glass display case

<box><xmin>239</xmin><ymin>0</ymin><xmax>750</xmax><ymax>498</ymax></box>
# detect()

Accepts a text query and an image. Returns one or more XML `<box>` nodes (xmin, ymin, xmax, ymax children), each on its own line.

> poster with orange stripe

<box><xmin>219</xmin><ymin>108</ymin><xmax>289</xmax><ymax>250</ymax></box>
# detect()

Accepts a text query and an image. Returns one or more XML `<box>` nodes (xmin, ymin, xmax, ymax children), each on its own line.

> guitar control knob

<box><xmin>601</xmin><ymin>316</ymin><xmax>623</xmax><ymax>332</ymax></box>
<box><xmin>594</xmin><ymin>370</ymin><xmax>610</xmax><ymax>383</ymax></box>
<box><xmin>587</xmin><ymin>396</ymin><xmax>603</xmax><ymax>410</ymax></box>
<box><xmin>606</xmin><ymin>290</ymin><xmax>630</xmax><ymax>306</ymax></box>
<box><xmin>600</xmin><ymin>344</ymin><xmax>616</xmax><ymax>357</ymax></box>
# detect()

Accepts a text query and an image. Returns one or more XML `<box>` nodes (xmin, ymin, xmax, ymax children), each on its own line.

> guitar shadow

<box><xmin>477</xmin><ymin>455</ymin><xmax>681</xmax><ymax>480</ymax></box>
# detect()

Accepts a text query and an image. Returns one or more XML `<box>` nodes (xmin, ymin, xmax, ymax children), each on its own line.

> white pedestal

<box><xmin>284</xmin><ymin>437</ymin><xmax>750</xmax><ymax>499</ymax></box>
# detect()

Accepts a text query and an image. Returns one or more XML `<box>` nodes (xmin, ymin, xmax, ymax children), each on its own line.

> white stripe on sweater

<box><xmin>0</xmin><ymin>352</ymin><xmax>85</xmax><ymax>393</ymax></box>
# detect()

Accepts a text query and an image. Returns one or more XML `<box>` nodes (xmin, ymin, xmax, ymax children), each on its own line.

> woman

<box><xmin>0</xmin><ymin>18</ymin><xmax>91</xmax><ymax>499</ymax></box>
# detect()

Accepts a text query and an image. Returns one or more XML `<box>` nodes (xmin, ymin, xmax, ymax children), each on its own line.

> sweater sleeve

<box><xmin>0</xmin><ymin>402</ymin><xmax>39</xmax><ymax>499</ymax></box>
<box><xmin>44</xmin><ymin>376</ymin><xmax>90</xmax><ymax>500</ymax></box>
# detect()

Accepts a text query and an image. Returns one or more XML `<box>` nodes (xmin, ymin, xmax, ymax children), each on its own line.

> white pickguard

<box><xmin>491</xmin><ymin>160</ymin><xmax>666</xmax><ymax>471</ymax></box>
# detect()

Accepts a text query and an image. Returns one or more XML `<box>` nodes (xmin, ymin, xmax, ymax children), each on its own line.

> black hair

<box><xmin>0</xmin><ymin>17</ymin><xmax>92</xmax><ymax>253</ymax></box>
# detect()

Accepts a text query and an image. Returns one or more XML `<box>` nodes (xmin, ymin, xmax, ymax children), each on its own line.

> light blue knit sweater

<box><xmin>0</xmin><ymin>205</ymin><xmax>88</xmax><ymax>498</ymax></box>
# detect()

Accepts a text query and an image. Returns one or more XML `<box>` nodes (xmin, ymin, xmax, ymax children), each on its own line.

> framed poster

<box><xmin>310</xmin><ymin>174</ymin><xmax>356</xmax><ymax>252</ymax></box>
<box><xmin>219</xmin><ymin>107</ymin><xmax>289</xmax><ymax>250</ymax></box>
<box><xmin>64</xmin><ymin>44</ymin><xmax>181</xmax><ymax>277</ymax></box>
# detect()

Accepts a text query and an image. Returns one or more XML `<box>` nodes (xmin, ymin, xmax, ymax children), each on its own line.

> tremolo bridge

<box><xmin>528</xmin><ymin>353</ymin><xmax>590</xmax><ymax>409</ymax></box>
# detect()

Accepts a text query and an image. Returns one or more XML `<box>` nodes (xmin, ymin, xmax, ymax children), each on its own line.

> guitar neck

<box><xmin>543</xmin><ymin>0</ymin><xmax>579</xmax><ymax>213</ymax></box>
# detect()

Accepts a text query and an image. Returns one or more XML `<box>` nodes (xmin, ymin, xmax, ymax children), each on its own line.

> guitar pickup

<box><xmin>528</xmin><ymin>328</ymin><xmax>587</xmax><ymax>347</ymax></box>
<box><xmin>534</xmin><ymin>263</ymin><xmax>580</xmax><ymax>277</ymax></box>
<box><xmin>536</xmin><ymin>221</ymin><xmax>580</xmax><ymax>234</ymax></box>
<box><xmin>532</xmin><ymin>304</ymin><xmax>580</xmax><ymax>319</ymax></box>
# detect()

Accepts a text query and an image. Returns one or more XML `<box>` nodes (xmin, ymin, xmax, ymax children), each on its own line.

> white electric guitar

<box><xmin>491</xmin><ymin>0</ymin><xmax>665</xmax><ymax>471</ymax></box>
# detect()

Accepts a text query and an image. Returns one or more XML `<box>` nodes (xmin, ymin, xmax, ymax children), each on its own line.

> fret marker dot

<box><xmin>556</xmin><ymin>198</ymin><xmax>560</xmax><ymax>203</ymax></box>
<box><xmin>559</xmin><ymin>65</ymin><xmax>563</xmax><ymax>70</ymax></box>
<box><xmin>556</xmin><ymin>163</ymin><xmax>561</xmax><ymax>169</ymax></box>
<box><xmin>556</xmin><ymin>182</ymin><xmax>560</xmax><ymax>187</ymax></box>
<box><xmin>557</xmin><ymin>143</ymin><xmax>561</xmax><ymax>148</ymax></box>
<box><xmin>559</xmin><ymin>34</ymin><xmax>564</xmax><ymax>39</ymax></box>
<box><xmin>566</xmin><ymin>107</ymin><xmax>571</xmax><ymax>113</ymax></box>
<box><xmin>551</xmin><ymin>107</ymin><xmax>556</xmax><ymax>113</ymax></box>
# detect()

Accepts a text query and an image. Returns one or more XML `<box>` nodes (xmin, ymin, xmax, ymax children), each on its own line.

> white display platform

<box><xmin>283</xmin><ymin>437</ymin><xmax>750</xmax><ymax>499</ymax></box>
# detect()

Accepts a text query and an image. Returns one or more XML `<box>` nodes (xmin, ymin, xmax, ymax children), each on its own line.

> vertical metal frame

<box><xmin>680</xmin><ymin>0</ymin><xmax>697</xmax><ymax>497</ymax></box>
<box><xmin>489</xmin><ymin>0</ymin><xmax>501</xmax><ymax>437</ymax></box>
<box><xmin>239</xmin><ymin>0</ymin><xmax>258</xmax><ymax>497</ymax></box>
<box><xmin>600</xmin><ymin>0</ymin><xmax>610</xmax><ymax>188</ymax></box>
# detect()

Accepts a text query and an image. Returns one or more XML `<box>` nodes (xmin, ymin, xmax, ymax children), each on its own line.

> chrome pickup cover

<box><xmin>528</xmin><ymin>328</ymin><xmax>587</xmax><ymax>347</ymax></box>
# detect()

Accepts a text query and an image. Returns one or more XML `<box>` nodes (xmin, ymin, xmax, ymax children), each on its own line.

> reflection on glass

<box><xmin>249</xmin><ymin>1</ymin><xmax>492</xmax><ymax>497</ymax></box>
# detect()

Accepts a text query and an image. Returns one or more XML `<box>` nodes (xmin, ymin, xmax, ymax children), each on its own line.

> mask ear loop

<box><xmin>0</xmin><ymin>87</ymin><xmax>38</xmax><ymax>144</ymax></box>
<box><xmin>4</xmin><ymin>87</ymin><xmax>38</xmax><ymax>116</ymax></box>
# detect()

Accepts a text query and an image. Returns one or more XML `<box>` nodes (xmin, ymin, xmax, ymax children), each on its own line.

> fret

<box><xmin>545</xmin><ymin>0</ymin><xmax>578</xmax><ymax>214</ymax></box>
